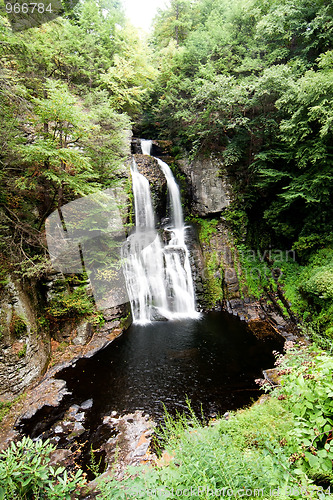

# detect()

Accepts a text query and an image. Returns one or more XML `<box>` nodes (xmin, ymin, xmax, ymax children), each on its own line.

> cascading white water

<box><xmin>122</xmin><ymin>140</ymin><xmax>200</xmax><ymax>323</ymax></box>
<box><xmin>122</xmin><ymin>160</ymin><xmax>168</xmax><ymax>324</ymax></box>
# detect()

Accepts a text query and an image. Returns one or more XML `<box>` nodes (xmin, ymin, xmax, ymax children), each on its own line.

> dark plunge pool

<box><xmin>57</xmin><ymin>311</ymin><xmax>283</xmax><ymax>422</ymax></box>
<box><xmin>18</xmin><ymin>312</ymin><xmax>284</xmax><ymax>477</ymax></box>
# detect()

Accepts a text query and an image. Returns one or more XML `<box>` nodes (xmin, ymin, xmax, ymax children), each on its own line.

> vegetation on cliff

<box><xmin>0</xmin><ymin>0</ymin><xmax>156</xmax><ymax>349</ymax></box>
<box><xmin>1</xmin><ymin>0</ymin><xmax>332</xmax><ymax>344</ymax></box>
<box><xmin>142</xmin><ymin>0</ymin><xmax>333</xmax><ymax>341</ymax></box>
<box><xmin>1</xmin><ymin>0</ymin><xmax>333</xmax><ymax>496</ymax></box>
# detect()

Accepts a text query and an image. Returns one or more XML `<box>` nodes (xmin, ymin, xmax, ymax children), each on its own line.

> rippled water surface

<box><xmin>59</xmin><ymin>311</ymin><xmax>284</xmax><ymax>421</ymax></box>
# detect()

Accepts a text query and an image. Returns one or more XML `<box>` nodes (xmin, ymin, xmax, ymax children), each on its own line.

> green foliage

<box><xmin>275</xmin><ymin>344</ymin><xmax>333</xmax><ymax>480</ymax></box>
<box><xmin>87</xmin><ymin>445</ymin><xmax>106</xmax><ymax>479</ymax></box>
<box><xmin>9</xmin><ymin>313</ymin><xmax>27</xmax><ymax>339</ymax></box>
<box><xmin>277</xmin><ymin>248</ymin><xmax>333</xmax><ymax>338</ymax></box>
<box><xmin>17</xmin><ymin>343</ymin><xmax>27</xmax><ymax>358</ymax></box>
<box><xmin>237</xmin><ymin>245</ymin><xmax>270</xmax><ymax>299</ymax></box>
<box><xmin>303</xmin><ymin>269</ymin><xmax>333</xmax><ymax>301</ymax></box>
<box><xmin>152</xmin><ymin>0</ymin><xmax>197</xmax><ymax>48</ymax></box>
<box><xmin>0</xmin><ymin>2</ymin><xmax>138</xmax><ymax>275</ymax></box>
<box><xmin>192</xmin><ymin>217</ymin><xmax>219</xmax><ymax>244</ymax></box>
<box><xmin>101</xmin><ymin>24</ymin><xmax>157</xmax><ymax>117</ymax></box>
<box><xmin>46</xmin><ymin>287</ymin><xmax>95</xmax><ymax>320</ymax></box>
<box><xmin>146</xmin><ymin>0</ymin><xmax>333</xmax><ymax>274</ymax></box>
<box><xmin>0</xmin><ymin>400</ymin><xmax>14</xmax><ymax>424</ymax></box>
<box><xmin>0</xmin><ymin>436</ymin><xmax>85</xmax><ymax>499</ymax></box>
<box><xmin>222</xmin><ymin>207</ymin><xmax>248</xmax><ymax>241</ymax></box>
<box><xmin>204</xmin><ymin>250</ymin><xmax>223</xmax><ymax>308</ymax></box>
<box><xmin>97</xmin><ymin>397</ymin><xmax>320</xmax><ymax>499</ymax></box>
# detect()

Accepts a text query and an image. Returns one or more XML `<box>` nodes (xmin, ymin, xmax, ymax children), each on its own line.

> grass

<box><xmin>95</xmin><ymin>342</ymin><xmax>333</xmax><ymax>499</ymax></box>
<box><xmin>96</xmin><ymin>398</ymin><xmax>318</xmax><ymax>499</ymax></box>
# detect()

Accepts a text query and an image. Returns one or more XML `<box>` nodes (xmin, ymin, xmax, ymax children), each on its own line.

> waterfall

<box><xmin>122</xmin><ymin>140</ymin><xmax>199</xmax><ymax>324</ymax></box>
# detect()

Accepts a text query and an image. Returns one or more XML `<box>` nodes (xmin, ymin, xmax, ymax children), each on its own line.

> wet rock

<box><xmin>80</xmin><ymin>399</ymin><xmax>93</xmax><ymax>410</ymax></box>
<box><xmin>72</xmin><ymin>322</ymin><xmax>93</xmax><ymax>346</ymax></box>
<box><xmin>177</xmin><ymin>156</ymin><xmax>233</xmax><ymax>216</ymax></box>
<box><xmin>49</xmin><ymin>448</ymin><xmax>72</xmax><ymax>467</ymax></box>
<box><xmin>69</xmin><ymin>422</ymin><xmax>85</xmax><ymax>438</ymax></box>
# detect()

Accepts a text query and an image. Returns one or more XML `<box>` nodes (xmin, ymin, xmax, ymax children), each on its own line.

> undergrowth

<box><xmin>235</xmin><ymin>241</ymin><xmax>333</xmax><ymax>343</ymax></box>
<box><xmin>96</xmin><ymin>342</ymin><xmax>333</xmax><ymax>500</ymax></box>
<box><xmin>3</xmin><ymin>343</ymin><xmax>333</xmax><ymax>499</ymax></box>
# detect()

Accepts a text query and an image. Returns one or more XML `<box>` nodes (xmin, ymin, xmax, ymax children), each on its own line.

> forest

<box><xmin>0</xmin><ymin>0</ymin><xmax>333</xmax><ymax>498</ymax></box>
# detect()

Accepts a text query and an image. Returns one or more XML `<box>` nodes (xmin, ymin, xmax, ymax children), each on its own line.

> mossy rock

<box><xmin>9</xmin><ymin>313</ymin><xmax>27</xmax><ymax>339</ymax></box>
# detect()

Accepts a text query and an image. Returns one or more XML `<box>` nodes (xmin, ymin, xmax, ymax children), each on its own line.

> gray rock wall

<box><xmin>177</xmin><ymin>155</ymin><xmax>233</xmax><ymax>216</ymax></box>
<box><xmin>0</xmin><ymin>278</ymin><xmax>50</xmax><ymax>400</ymax></box>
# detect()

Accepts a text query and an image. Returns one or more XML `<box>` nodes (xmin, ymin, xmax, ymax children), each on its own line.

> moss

<box><xmin>192</xmin><ymin>217</ymin><xmax>223</xmax><ymax>308</ymax></box>
<box><xmin>191</xmin><ymin>217</ymin><xmax>219</xmax><ymax>244</ymax></box>
<box><xmin>46</xmin><ymin>287</ymin><xmax>95</xmax><ymax>320</ymax></box>
<box><xmin>56</xmin><ymin>341</ymin><xmax>70</xmax><ymax>353</ymax></box>
<box><xmin>9</xmin><ymin>313</ymin><xmax>27</xmax><ymax>339</ymax></box>
<box><xmin>204</xmin><ymin>251</ymin><xmax>224</xmax><ymax>308</ymax></box>
<box><xmin>17</xmin><ymin>343</ymin><xmax>27</xmax><ymax>358</ymax></box>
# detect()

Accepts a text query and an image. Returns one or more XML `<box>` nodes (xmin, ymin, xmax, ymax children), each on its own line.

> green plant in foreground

<box><xmin>275</xmin><ymin>343</ymin><xmax>333</xmax><ymax>481</ymax></box>
<box><xmin>0</xmin><ymin>436</ymin><xmax>85</xmax><ymax>499</ymax></box>
<box><xmin>96</xmin><ymin>398</ymin><xmax>319</xmax><ymax>500</ymax></box>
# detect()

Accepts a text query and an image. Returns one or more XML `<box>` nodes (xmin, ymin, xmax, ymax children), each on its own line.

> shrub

<box><xmin>46</xmin><ymin>287</ymin><xmax>95</xmax><ymax>320</ymax></box>
<box><xmin>275</xmin><ymin>344</ymin><xmax>333</xmax><ymax>482</ymax></box>
<box><xmin>0</xmin><ymin>436</ymin><xmax>85</xmax><ymax>499</ymax></box>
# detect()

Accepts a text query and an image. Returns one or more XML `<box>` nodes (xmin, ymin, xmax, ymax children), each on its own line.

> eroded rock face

<box><xmin>177</xmin><ymin>156</ymin><xmax>233</xmax><ymax>216</ymax></box>
<box><xmin>0</xmin><ymin>278</ymin><xmax>50</xmax><ymax>400</ymax></box>
<box><xmin>100</xmin><ymin>410</ymin><xmax>156</xmax><ymax>479</ymax></box>
<box><xmin>134</xmin><ymin>154</ymin><xmax>167</xmax><ymax>221</ymax></box>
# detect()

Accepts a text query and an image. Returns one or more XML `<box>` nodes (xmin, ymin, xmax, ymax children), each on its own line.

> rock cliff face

<box><xmin>133</xmin><ymin>154</ymin><xmax>167</xmax><ymax>222</ymax></box>
<box><xmin>177</xmin><ymin>155</ymin><xmax>233</xmax><ymax>216</ymax></box>
<box><xmin>0</xmin><ymin>278</ymin><xmax>50</xmax><ymax>400</ymax></box>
